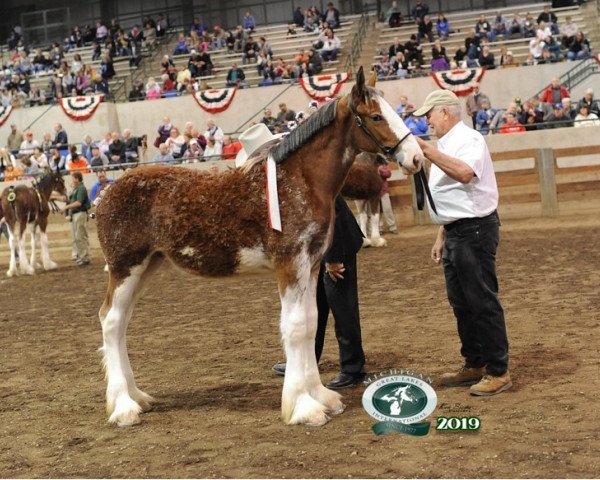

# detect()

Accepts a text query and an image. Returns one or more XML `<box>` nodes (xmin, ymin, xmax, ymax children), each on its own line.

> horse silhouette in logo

<box><xmin>380</xmin><ymin>385</ymin><xmax>416</xmax><ymax>415</ymax></box>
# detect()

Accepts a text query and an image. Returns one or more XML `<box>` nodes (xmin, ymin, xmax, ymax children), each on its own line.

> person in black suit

<box><xmin>273</xmin><ymin>196</ymin><xmax>366</xmax><ymax>389</ymax></box>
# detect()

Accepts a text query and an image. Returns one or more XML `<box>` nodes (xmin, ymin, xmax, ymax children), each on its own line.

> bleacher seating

<box><xmin>373</xmin><ymin>3</ymin><xmax>586</xmax><ymax>73</ymax></box>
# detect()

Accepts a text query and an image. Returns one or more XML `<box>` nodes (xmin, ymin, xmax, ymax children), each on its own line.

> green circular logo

<box><xmin>362</xmin><ymin>374</ymin><xmax>437</xmax><ymax>424</ymax></box>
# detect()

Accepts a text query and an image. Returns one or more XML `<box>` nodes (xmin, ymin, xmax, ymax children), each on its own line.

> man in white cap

<box><xmin>413</xmin><ymin>89</ymin><xmax>511</xmax><ymax>397</ymax></box>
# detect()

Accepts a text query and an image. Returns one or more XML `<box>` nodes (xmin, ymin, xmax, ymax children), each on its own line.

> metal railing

<box><xmin>535</xmin><ymin>58</ymin><xmax>599</xmax><ymax>97</ymax></box>
<box><xmin>344</xmin><ymin>12</ymin><xmax>369</xmax><ymax>74</ymax></box>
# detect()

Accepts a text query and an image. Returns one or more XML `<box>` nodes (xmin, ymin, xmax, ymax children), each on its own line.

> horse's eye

<box><xmin>371</xmin><ymin>114</ymin><xmax>383</xmax><ymax>122</ymax></box>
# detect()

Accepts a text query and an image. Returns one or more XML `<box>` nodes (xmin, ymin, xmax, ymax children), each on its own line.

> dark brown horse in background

<box><xmin>95</xmin><ymin>68</ymin><xmax>423</xmax><ymax>428</ymax></box>
<box><xmin>0</xmin><ymin>170</ymin><xmax>66</xmax><ymax>277</ymax></box>
<box><xmin>343</xmin><ymin>152</ymin><xmax>388</xmax><ymax>247</ymax></box>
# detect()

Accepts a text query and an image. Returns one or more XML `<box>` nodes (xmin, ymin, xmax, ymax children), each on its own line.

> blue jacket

<box><xmin>404</xmin><ymin>115</ymin><xmax>429</xmax><ymax>136</ymax></box>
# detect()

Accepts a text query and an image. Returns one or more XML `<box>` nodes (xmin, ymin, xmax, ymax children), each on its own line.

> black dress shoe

<box><xmin>272</xmin><ymin>363</ymin><xmax>286</xmax><ymax>376</ymax></box>
<box><xmin>326</xmin><ymin>372</ymin><xmax>366</xmax><ymax>390</ymax></box>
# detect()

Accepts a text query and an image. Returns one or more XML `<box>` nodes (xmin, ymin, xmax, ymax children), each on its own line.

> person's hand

<box><xmin>431</xmin><ymin>233</ymin><xmax>444</xmax><ymax>265</ymax></box>
<box><xmin>59</xmin><ymin>205</ymin><xmax>67</xmax><ymax>214</ymax></box>
<box><xmin>325</xmin><ymin>262</ymin><xmax>345</xmax><ymax>282</ymax></box>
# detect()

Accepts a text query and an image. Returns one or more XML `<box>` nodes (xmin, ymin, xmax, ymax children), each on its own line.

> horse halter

<box><xmin>348</xmin><ymin>94</ymin><xmax>411</xmax><ymax>159</ymax></box>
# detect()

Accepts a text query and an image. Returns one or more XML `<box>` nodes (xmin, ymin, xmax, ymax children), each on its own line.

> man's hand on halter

<box><xmin>325</xmin><ymin>262</ymin><xmax>345</xmax><ymax>282</ymax></box>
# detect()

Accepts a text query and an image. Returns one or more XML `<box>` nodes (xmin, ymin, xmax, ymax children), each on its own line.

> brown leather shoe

<box><xmin>470</xmin><ymin>372</ymin><xmax>512</xmax><ymax>396</ymax></box>
<box><xmin>440</xmin><ymin>366</ymin><xmax>486</xmax><ymax>387</ymax></box>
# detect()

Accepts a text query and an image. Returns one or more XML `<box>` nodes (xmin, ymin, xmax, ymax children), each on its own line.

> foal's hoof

<box><xmin>20</xmin><ymin>266</ymin><xmax>35</xmax><ymax>276</ymax></box>
<box><xmin>6</xmin><ymin>269</ymin><xmax>16</xmax><ymax>278</ymax></box>
<box><xmin>370</xmin><ymin>237</ymin><xmax>387</xmax><ymax>248</ymax></box>
<box><xmin>327</xmin><ymin>402</ymin><xmax>346</xmax><ymax>416</ymax></box>
<box><xmin>362</xmin><ymin>238</ymin><xmax>372</xmax><ymax>248</ymax></box>
<box><xmin>44</xmin><ymin>261</ymin><xmax>58</xmax><ymax>271</ymax></box>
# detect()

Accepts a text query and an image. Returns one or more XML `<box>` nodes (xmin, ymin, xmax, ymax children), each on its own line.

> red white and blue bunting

<box><xmin>299</xmin><ymin>73</ymin><xmax>350</xmax><ymax>102</ymax></box>
<box><xmin>0</xmin><ymin>105</ymin><xmax>13</xmax><ymax>127</ymax></box>
<box><xmin>59</xmin><ymin>95</ymin><xmax>104</xmax><ymax>121</ymax></box>
<box><xmin>431</xmin><ymin>68</ymin><xmax>486</xmax><ymax>96</ymax></box>
<box><xmin>193</xmin><ymin>88</ymin><xmax>237</xmax><ymax>113</ymax></box>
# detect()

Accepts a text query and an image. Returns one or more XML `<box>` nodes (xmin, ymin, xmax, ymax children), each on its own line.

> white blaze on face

<box><xmin>375</xmin><ymin>95</ymin><xmax>423</xmax><ymax>171</ymax></box>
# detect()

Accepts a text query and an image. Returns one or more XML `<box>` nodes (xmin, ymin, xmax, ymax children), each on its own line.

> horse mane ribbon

<box><xmin>265</xmin><ymin>153</ymin><xmax>282</xmax><ymax>232</ymax></box>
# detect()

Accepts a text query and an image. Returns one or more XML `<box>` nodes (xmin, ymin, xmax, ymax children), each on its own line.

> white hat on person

<box><xmin>235</xmin><ymin>123</ymin><xmax>276</xmax><ymax>168</ymax></box>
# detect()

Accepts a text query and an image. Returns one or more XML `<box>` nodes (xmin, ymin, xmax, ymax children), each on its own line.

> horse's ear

<box><xmin>367</xmin><ymin>69</ymin><xmax>377</xmax><ymax>88</ymax></box>
<box><xmin>351</xmin><ymin>66</ymin><xmax>366</xmax><ymax>104</ymax></box>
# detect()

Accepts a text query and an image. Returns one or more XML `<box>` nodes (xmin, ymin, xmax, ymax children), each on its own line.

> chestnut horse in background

<box><xmin>0</xmin><ymin>170</ymin><xmax>66</xmax><ymax>277</ymax></box>
<box><xmin>343</xmin><ymin>152</ymin><xmax>388</xmax><ymax>248</ymax></box>
<box><xmin>95</xmin><ymin>68</ymin><xmax>423</xmax><ymax>428</ymax></box>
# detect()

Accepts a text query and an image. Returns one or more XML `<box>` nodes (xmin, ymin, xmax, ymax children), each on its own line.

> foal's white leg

<box><xmin>40</xmin><ymin>231</ymin><xmax>58</xmax><ymax>270</ymax></box>
<box><xmin>6</xmin><ymin>226</ymin><xmax>18</xmax><ymax>277</ymax></box>
<box><xmin>28</xmin><ymin>223</ymin><xmax>39</xmax><ymax>271</ymax></box>
<box><xmin>17</xmin><ymin>229</ymin><xmax>34</xmax><ymax>275</ymax></box>
<box><xmin>369</xmin><ymin>212</ymin><xmax>387</xmax><ymax>247</ymax></box>
<box><xmin>354</xmin><ymin>200</ymin><xmax>371</xmax><ymax>248</ymax></box>
<box><xmin>280</xmin><ymin>262</ymin><xmax>343</xmax><ymax>426</ymax></box>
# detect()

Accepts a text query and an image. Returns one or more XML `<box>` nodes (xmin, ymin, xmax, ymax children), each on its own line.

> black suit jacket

<box><xmin>323</xmin><ymin>196</ymin><xmax>363</xmax><ymax>264</ymax></box>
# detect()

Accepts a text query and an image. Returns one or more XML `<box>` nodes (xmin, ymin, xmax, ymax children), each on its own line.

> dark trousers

<box><xmin>314</xmin><ymin>258</ymin><xmax>365</xmax><ymax>375</ymax></box>
<box><xmin>442</xmin><ymin>213</ymin><xmax>509</xmax><ymax>376</ymax></box>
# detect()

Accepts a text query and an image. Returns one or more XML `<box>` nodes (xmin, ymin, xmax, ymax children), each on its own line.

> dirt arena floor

<box><xmin>0</xmin><ymin>215</ymin><xmax>599</xmax><ymax>478</ymax></box>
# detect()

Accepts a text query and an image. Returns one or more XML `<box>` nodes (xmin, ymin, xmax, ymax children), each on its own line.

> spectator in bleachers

<box><xmin>173</xmin><ymin>33</ymin><xmax>190</xmax><ymax>56</ymax></box>
<box><xmin>465</xmin><ymin>29</ymin><xmax>481</xmax><ymax>60</ymax></box>
<box><xmin>559</xmin><ymin>15</ymin><xmax>578</xmax><ymax>49</ymax></box>
<box><xmin>243</xmin><ymin>36</ymin><xmax>259</xmax><ymax>64</ymax></box>
<box><xmin>536</xmin><ymin>21</ymin><xmax>552</xmax><ymax>41</ymax></box>
<box><xmin>561</xmin><ymin>97</ymin><xmax>577</xmax><ymax>119</ymax></box>
<box><xmin>91</xmin><ymin>41</ymin><xmax>102</xmax><ymax>62</ymax></box>
<box><xmin>191</xmin><ymin>18</ymin><xmax>205</xmax><ymax>37</ymax></box>
<box><xmin>226</xmin><ymin>63</ymin><xmax>246</xmax><ymax>87</ymax></box>
<box><xmin>52</xmin><ymin>123</ymin><xmax>68</xmax><ymax>157</ymax></box>
<box><xmin>204</xmin><ymin>119</ymin><xmax>225</xmax><ymax>145</ymax></box>
<box><xmin>157</xmin><ymin>117</ymin><xmax>173</xmax><ymax>145</ymax></box>
<box><xmin>475</xmin><ymin>99</ymin><xmax>497</xmax><ymax>135</ymax></box>
<box><xmin>0</xmin><ymin>148</ymin><xmax>17</xmax><ymax>179</ymax></box>
<box><xmin>144</xmin><ymin>22</ymin><xmax>158</xmax><ymax>49</ymax></box>
<box><xmin>21</xmin><ymin>156</ymin><xmax>40</xmax><ymax>177</ymax></box>
<box><xmin>82</xmin><ymin>24</ymin><xmax>95</xmax><ymax>44</ymax></box>
<box><xmin>224</xmin><ymin>30</ymin><xmax>236</xmax><ymax>53</ymax></box>
<box><xmin>94</xmin><ymin>76</ymin><xmax>110</xmax><ymax>96</ymax></box>
<box><xmin>517</xmin><ymin>97</ymin><xmax>544</xmax><ymax>131</ymax></box>
<box><xmin>453</xmin><ymin>45</ymin><xmax>467</xmax><ymax>67</ymax></box>
<box><xmin>116</xmin><ymin>30</ymin><xmax>131</xmax><ymax>57</ymax></box>
<box><xmin>489</xmin><ymin>102</ymin><xmax>519</xmax><ymax>133</ymax></box>
<box><xmin>388</xmin><ymin>37</ymin><xmax>405</xmax><ymax>58</ymax></box>
<box><xmin>40</xmin><ymin>133</ymin><xmax>53</xmax><ymax>153</ymax></box>
<box><xmin>577</xmin><ymin>88</ymin><xmax>600</xmax><ymax>117</ymax></box>
<box><xmin>436</xmin><ymin>14</ymin><xmax>450</xmax><ymax>40</ymax></box>
<box><xmin>498</xmin><ymin>112</ymin><xmax>525</xmax><ymax>134</ymax></box>
<box><xmin>128</xmin><ymin>80</ymin><xmax>145</xmax><ymax>101</ymax></box>
<box><xmin>67</xmin><ymin>150</ymin><xmax>91</xmax><ymax>174</ymax></box>
<box><xmin>320</xmin><ymin>30</ymin><xmax>341</xmax><ymax>62</ymax></box>
<box><xmin>261</xmin><ymin>59</ymin><xmax>277</xmax><ymax>84</ymax></box>
<box><xmin>108</xmin><ymin>132</ymin><xmax>126</xmax><ymax>165</ymax></box>
<box><xmin>30</xmin><ymin>146</ymin><xmax>48</xmax><ymax>169</ymax></box>
<box><xmin>475</xmin><ymin>14</ymin><xmax>493</xmax><ymax>41</ymax></box>
<box><xmin>32</xmin><ymin>48</ymin><xmax>50</xmax><ymax>72</ymax></box>
<box><xmin>211</xmin><ymin>25</ymin><xmax>226</xmax><ymax>49</ymax></box>
<box><xmin>431</xmin><ymin>39</ymin><xmax>449</xmax><ymax>64</ymax></box>
<box><xmin>145</xmin><ymin>78</ymin><xmax>161</xmax><ymax>100</ymax></box>
<box><xmin>417</xmin><ymin>15</ymin><xmax>434</xmax><ymax>43</ymax></box>
<box><xmin>286</xmin><ymin>23</ymin><xmax>298</xmax><ymax>38</ymax></box>
<box><xmin>543</xmin><ymin>103</ymin><xmax>571</xmax><ymax>129</ymax></box>
<box><xmin>182</xmin><ymin>138</ymin><xmax>204</xmax><ymax>162</ymax></box>
<box><xmin>574</xmin><ymin>104</ymin><xmax>600</xmax><ymax>127</ymax></box>
<box><xmin>243</xmin><ymin>11</ymin><xmax>257</xmax><ymax>32</ymax></box>
<box><xmin>491</xmin><ymin>11</ymin><xmax>508</xmax><ymax>41</ymax></box>
<box><xmin>109</xmin><ymin>18</ymin><xmax>121</xmax><ymax>39</ymax></box>
<box><xmin>323</xmin><ymin>2</ymin><xmax>340</xmax><ymax>29</ymax></box>
<box><xmin>528</xmin><ymin>37</ymin><xmax>544</xmax><ymax>63</ymax></box>
<box><xmin>540</xmin><ymin>77</ymin><xmax>570</xmax><ymax>105</ymax></box>
<box><xmin>508</xmin><ymin>14</ymin><xmax>524</xmax><ymax>38</ymax></box>
<box><xmin>222</xmin><ymin>135</ymin><xmax>242</xmax><ymax>160</ymax></box>
<box><xmin>96</xmin><ymin>21</ymin><xmax>108</xmax><ymax>42</ymax></box>
<box><xmin>51</xmin><ymin>45</ymin><xmax>64</xmax><ymax>70</ymax></box>
<box><xmin>75</xmin><ymin>70</ymin><xmax>92</xmax><ymax>95</ymax></box>
<box><xmin>81</xmin><ymin>135</ymin><xmax>94</xmax><ymax>163</ymax></box>
<box><xmin>261</xmin><ymin>108</ymin><xmax>277</xmax><ymax>131</ymax></box>
<box><xmin>478</xmin><ymin>45</ymin><xmax>495</xmax><ymax>69</ymax></box>
<box><xmin>375</xmin><ymin>54</ymin><xmax>393</xmax><ymax>80</ymax></box>
<box><xmin>404</xmin><ymin>34</ymin><xmax>424</xmax><ymax>67</ymax></box>
<box><xmin>537</xmin><ymin>5</ymin><xmax>559</xmax><ymax>35</ymax></box>
<box><xmin>306</xmin><ymin>48</ymin><xmax>323</xmax><ymax>75</ymax></box>
<box><xmin>123</xmin><ymin>129</ymin><xmax>140</xmax><ymax>162</ymax></box>
<box><xmin>567</xmin><ymin>31</ymin><xmax>591</xmax><ymax>61</ymax></box>
<box><xmin>402</xmin><ymin>105</ymin><xmax>428</xmax><ymax>137</ymax></box>
<box><xmin>386</xmin><ymin>1</ymin><xmax>403</xmax><ymax>28</ymax></box>
<box><xmin>161</xmin><ymin>73</ymin><xmax>176</xmax><ymax>94</ymax></box>
<box><xmin>395</xmin><ymin>95</ymin><xmax>409</xmax><ymax>116</ymax></box>
<box><xmin>87</xmin><ymin>143</ymin><xmax>110</xmax><ymax>167</ymax></box>
<box><xmin>204</xmin><ymin>136</ymin><xmax>222</xmax><ymax>160</ymax></box>
<box><xmin>499</xmin><ymin>48</ymin><xmax>516</xmax><ymax>68</ymax></box>
<box><xmin>412</xmin><ymin>0</ymin><xmax>429</xmax><ymax>22</ymax></box>
<box><xmin>156</xmin><ymin>14</ymin><xmax>168</xmax><ymax>38</ymax></box>
<box><xmin>466</xmin><ymin>83</ymin><xmax>490</xmax><ymax>128</ymax></box>
<box><xmin>100</xmin><ymin>54</ymin><xmax>115</xmax><ymax>80</ymax></box>
<box><xmin>19</xmin><ymin>131</ymin><xmax>39</xmax><ymax>157</ymax></box>
<box><xmin>293</xmin><ymin>7</ymin><xmax>305</xmax><ymax>27</ymax></box>
<box><xmin>276</xmin><ymin>103</ymin><xmax>296</xmax><ymax>124</ymax></box>
<box><xmin>304</xmin><ymin>7</ymin><xmax>319</xmax><ymax>32</ymax></box>
<box><xmin>46</xmin><ymin>149</ymin><xmax>65</xmax><ymax>172</ymax></box>
<box><xmin>233</xmin><ymin>25</ymin><xmax>247</xmax><ymax>53</ymax></box>
<box><xmin>153</xmin><ymin>143</ymin><xmax>175</xmax><ymax>163</ymax></box>
<box><xmin>391</xmin><ymin>51</ymin><xmax>409</xmax><ymax>78</ymax></box>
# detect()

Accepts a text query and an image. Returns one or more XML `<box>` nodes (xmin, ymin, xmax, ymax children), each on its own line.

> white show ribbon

<box><xmin>265</xmin><ymin>154</ymin><xmax>282</xmax><ymax>232</ymax></box>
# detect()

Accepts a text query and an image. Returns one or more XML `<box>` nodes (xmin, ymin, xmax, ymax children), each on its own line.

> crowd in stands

<box><xmin>126</xmin><ymin>3</ymin><xmax>344</xmax><ymax>101</ymax></box>
<box><xmin>0</xmin><ymin>14</ymin><xmax>174</xmax><ymax>108</ymax></box>
<box><xmin>376</xmin><ymin>2</ymin><xmax>593</xmax><ymax>80</ymax></box>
